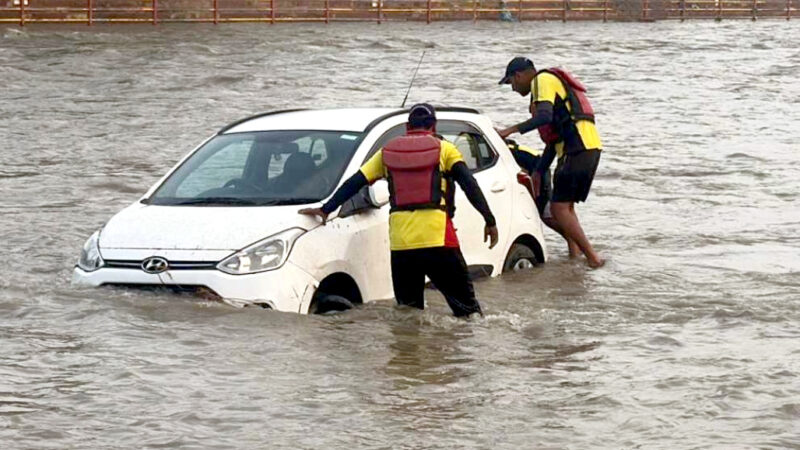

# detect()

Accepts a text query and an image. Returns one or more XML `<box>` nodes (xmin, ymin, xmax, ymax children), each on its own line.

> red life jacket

<box><xmin>531</xmin><ymin>67</ymin><xmax>596</xmax><ymax>144</ymax></box>
<box><xmin>382</xmin><ymin>133</ymin><xmax>445</xmax><ymax>213</ymax></box>
<box><xmin>536</xmin><ymin>120</ymin><xmax>561</xmax><ymax>144</ymax></box>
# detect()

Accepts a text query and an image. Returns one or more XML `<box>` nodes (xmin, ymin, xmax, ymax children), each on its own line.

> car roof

<box><xmin>220</xmin><ymin>107</ymin><xmax>481</xmax><ymax>134</ymax></box>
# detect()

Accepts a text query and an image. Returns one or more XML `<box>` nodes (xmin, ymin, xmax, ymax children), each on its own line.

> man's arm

<box><xmin>505</xmin><ymin>101</ymin><xmax>554</xmax><ymax>136</ymax></box>
<box><xmin>298</xmin><ymin>172</ymin><xmax>369</xmax><ymax>224</ymax></box>
<box><xmin>300</xmin><ymin>149</ymin><xmax>385</xmax><ymax>223</ymax></box>
<box><xmin>450</xmin><ymin>161</ymin><xmax>498</xmax><ymax>248</ymax></box>
<box><xmin>321</xmin><ymin>172</ymin><xmax>369</xmax><ymax>215</ymax></box>
<box><xmin>518</xmin><ymin>101</ymin><xmax>554</xmax><ymax>134</ymax></box>
<box><xmin>498</xmin><ymin>102</ymin><xmax>554</xmax><ymax>138</ymax></box>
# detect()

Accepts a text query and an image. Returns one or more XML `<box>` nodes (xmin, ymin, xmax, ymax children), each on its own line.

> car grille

<box><xmin>104</xmin><ymin>260</ymin><xmax>218</xmax><ymax>270</ymax></box>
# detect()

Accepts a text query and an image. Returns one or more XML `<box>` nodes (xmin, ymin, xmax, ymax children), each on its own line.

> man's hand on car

<box><xmin>495</xmin><ymin>127</ymin><xmax>513</xmax><ymax>139</ymax></box>
<box><xmin>484</xmin><ymin>225</ymin><xmax>499</xmax><ymax>249</ymax></box>
<box><xmin>298</xmin><ymin>207</ymin><xmax>329</xmax><ymax>225</ymax></box>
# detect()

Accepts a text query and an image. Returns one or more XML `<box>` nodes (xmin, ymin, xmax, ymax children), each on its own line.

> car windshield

<box><xmin>147</xmin><ymin>130</ymin><xmax>362</xmax><ymax>206</ymax></box>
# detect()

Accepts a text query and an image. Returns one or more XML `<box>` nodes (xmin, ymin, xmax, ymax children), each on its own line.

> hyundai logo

<box><xmin>141</xmin><ymin>257</ymin><xmax>169</xmax><ymax>274</ymax></box>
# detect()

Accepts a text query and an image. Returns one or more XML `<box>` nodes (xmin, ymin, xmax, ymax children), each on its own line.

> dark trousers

<box><xmin>390</xmin><ymin>247</ymin><xmax>482</xmax><ymax>317</ymax></box>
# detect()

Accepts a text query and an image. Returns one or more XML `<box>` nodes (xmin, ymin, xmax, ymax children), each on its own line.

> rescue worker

<box><xmin>299</xmin><ymin>104</ymin><xmax>499</xmax><ymax>317</ymax></box>
<box><xmin>497</xmin><ymin>57</ymin><xmax>605</xmax><ymax>268</ymax></box>
<box><xmin>505</xmin><ymin>138</ymin><xmax>581</xmax><ymax>258</ymax></box>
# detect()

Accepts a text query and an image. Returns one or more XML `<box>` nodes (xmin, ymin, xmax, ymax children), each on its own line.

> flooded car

<box><xmin>72</xmin><ymin>108</ymin><xmax>548</xmax><ymax>313</ymax></box>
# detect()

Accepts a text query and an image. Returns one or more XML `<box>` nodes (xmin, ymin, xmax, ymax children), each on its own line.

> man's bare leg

<box><xmin>567</xmin><ymin>237</ymin><xmax>581</xmax><ymax>258</ymax></box>
<box><xmin>542</xmin><ymin>217</ymin><xmax>581</xmax><ymax>258</ymax></box>
<box><xmin>567</xmin><ymin>204</ymin><xmax>582</xmax><ymax>257</ymax></box>
<box><xmin>550</xmin><ymin>201</ymin><xmax>604</xmax><ymax>268</ymax></box>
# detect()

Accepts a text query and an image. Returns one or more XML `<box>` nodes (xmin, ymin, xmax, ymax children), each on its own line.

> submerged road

<box><xmin>1</xmin><ymin>21</ymin><xmax>799</xmax><ymax>448</ymax></box>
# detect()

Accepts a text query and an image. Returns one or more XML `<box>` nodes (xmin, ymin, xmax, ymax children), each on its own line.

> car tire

<box><xmin>308</xmin><ymin>293</ymin><xmax>354</xmax><ymax>315</ymax></box>
<box><xmin>503</xmin><ymin>243</ymin><xmax>537</xmax><ymax>273</ymax></box>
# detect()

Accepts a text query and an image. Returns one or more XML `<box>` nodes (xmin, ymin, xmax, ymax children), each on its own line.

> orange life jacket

<box><xmin>382</xmin><ymin>133</ymin><xmax>445</xmax><ymax>213</ymax></box>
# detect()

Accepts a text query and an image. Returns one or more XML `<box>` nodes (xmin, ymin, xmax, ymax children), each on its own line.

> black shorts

<box><xmin>551</xmin><ymin>150</ymin><xmax>601</xmax><ymax>203</ymax></box>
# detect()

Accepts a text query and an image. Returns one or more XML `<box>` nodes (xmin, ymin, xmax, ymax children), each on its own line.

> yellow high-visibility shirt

<box><xmin>532</xmin><ymin>71</ymin><xmax>603</xmax><ymax>158</ymax></box>
<box><xmin>360</xmin><ymin>140</ymin><xmax>463</xmax><ymax>251</ymax></box>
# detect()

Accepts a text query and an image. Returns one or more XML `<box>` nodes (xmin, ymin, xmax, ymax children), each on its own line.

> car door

<box><xmin>336</xmin><ymin>119</ymin><xmax>408</xmax><ymax>302</ymax></box>
<box><xmin>342</xmin><ymin>118</ymin><xmax>514</xmax><ymax>294</ymax></box>
<box><xmin>437</xmin><ymin>120</ymin><xmax>513</xmax><ymax>274</ymax></box>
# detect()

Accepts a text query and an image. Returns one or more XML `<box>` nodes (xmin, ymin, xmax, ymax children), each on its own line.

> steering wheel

<box><xmin>224</xmin><ymin>178</ymin><xmax>264</xmax><ymax>193</ymax></box>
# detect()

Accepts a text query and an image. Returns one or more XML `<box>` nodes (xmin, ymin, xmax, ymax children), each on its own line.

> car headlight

<box><xmin>217</xmin><ymin>228</ymin><xmax>306</xmax><ymax>275</ymax></box>
<box><xmin>78</xmin><ymin>230</ymin><xmax>104</xmax><ymax>272</ymax></box>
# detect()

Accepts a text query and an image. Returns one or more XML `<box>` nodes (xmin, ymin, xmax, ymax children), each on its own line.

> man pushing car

<box><xmin>299</xmin><ymin>103</ymin><xmax>498</xmax><ymax>317</ymax></box>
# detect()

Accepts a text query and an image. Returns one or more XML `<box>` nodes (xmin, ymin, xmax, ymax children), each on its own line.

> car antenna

<box><xmin>401</xmin><ymin>51</ymin><xmax>426</xmax><ymax>108</ymax></box>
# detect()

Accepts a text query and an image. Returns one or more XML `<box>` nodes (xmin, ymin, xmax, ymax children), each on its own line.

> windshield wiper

<box><xmin>172</xmin><ymin>197</ymin><xmax>260</xmax><ymax>206</ymax></box>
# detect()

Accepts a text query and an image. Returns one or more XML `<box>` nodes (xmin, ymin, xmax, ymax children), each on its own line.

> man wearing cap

<box><xmin>299</xmin><ymin>104</ymin><xmax>499</xmax><ymax>317</ymax></box>
<box><xmin>497</xmin><ymin>57</ymin><xmax>605</xmax><ymax>268</ymax></box>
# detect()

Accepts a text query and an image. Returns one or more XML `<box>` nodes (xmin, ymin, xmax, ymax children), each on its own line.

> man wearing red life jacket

<box><xmin>497</xmin><ymin>57</ymin><xmax>605</xmax><ymax>269</ymax></box>
<box><xmin>299</xmin><ymin>104</ymin><xmax>499</xmax><ymax>317</ymax></box>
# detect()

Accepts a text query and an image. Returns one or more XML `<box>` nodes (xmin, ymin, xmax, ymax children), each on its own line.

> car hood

<box><xmin>100</xmin><ymin>202</ymin><xmax>315</xmax><ymax>251</ymax></box>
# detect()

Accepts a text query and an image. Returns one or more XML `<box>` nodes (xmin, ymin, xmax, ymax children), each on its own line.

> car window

<box><xmin>438</xmin><ymin>121</ymin><xmax>498</xmax><ymax>172</ymax></box>
<box><xmin>449</xmin><ymin>133</ymin><xmax>479</xmax><ymax>169</ymax></box>
<box><xmin>175</xmin><ymin>140</ymin><xmax>250</xmax><ymax>198</ymax></box>
<box><xmin>268</xmin><ymin>152</ymin><xmax>287</xmax><ymax>178</ymax></box>
<box><xmin>365</xmin><ymin>124</ymin><xmax>406</xmax><ymax>161</ymax></box>
<box><xmin>309</xmin><ymin>139</ymin><xmax>328</xmax><ymax>166</ymax></box>
<box><xmin>149</xmin><ymin>130</ymin><xmax>362</xmax><ymax>206</ymax></box>
<box><xmin>294</xmin><ymin>136</ymin><xmax>329</xmax><ymax>166</ymax></box>
<box><xmin>366</xmin><ymin>120</ymin><xmax>497</xmax><ymax>173</ymax></box>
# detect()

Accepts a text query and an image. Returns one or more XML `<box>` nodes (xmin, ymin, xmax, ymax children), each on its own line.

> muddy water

<box><xmin>1</xmin><ymin>21</ymin><xmax>799</xmax><ymax>448</ymax></box>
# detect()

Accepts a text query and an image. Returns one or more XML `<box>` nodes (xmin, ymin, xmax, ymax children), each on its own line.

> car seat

<box><xmin>271</xmin><ymin>152</ymin><xmax>316</xmax><ymax>194</ymax></box>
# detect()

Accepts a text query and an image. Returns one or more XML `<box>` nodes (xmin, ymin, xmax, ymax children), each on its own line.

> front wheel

<box><xmin>308</xmin><ymin>293</ymin><xmax>354</xmax><ymax>315</ymax></box>
<box><xmin>503</xmin><ymin>243</ymin><xmax>537</xmax><ymax>273</ymax></box>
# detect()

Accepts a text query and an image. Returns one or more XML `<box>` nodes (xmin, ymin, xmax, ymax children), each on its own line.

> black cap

<box><xmin>408</xmin><ymin>103</ymin><xmax>436</xmax><ymax>128</ymax></box>
<box><xmin>409</xmin><ymin>103</ymin><xmax>436</xmax><ymax>120</ymax></box>
<box><xmin>499</xmin><ymin>57</ymin><xmax>535</xmax><ymax>84</ymax></box>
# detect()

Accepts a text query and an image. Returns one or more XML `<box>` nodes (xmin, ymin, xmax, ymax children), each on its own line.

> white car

<box><xmin>73</xmin><ymin>108</ymin><xmax>548</xmax><ymax>314</ymax></box>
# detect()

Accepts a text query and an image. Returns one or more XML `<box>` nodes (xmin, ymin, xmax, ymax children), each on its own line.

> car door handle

<box><xmin>490</xmin><ymin>181</ymin><xmax>506</xmax><ymax>193</ymax></box>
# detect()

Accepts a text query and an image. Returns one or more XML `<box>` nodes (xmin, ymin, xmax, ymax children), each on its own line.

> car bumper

<box><xmin>72</xmin><ymin>262</ymin><xmax>318</xmax><ymax>313</ymax></box>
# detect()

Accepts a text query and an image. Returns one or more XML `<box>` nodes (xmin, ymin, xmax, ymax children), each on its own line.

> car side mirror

<box><xmin>339</xmin><ymin>181</ymin><xmax>388</xmax><ymax>218</ymax></box>
<box><xmin>367</xmin><ymin>180</ymin><xmax>390</xmax><ymax>208</ymax></box>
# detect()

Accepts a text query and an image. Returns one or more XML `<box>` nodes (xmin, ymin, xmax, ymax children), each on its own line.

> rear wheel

<box><xmin>503</xmin><ymin>243</ymin><xmax>537</xmax><ymax>273</ymax></box>
<box><xmin>308</xmin><ymin>293</ymin><xmax>354</xmax><ymax>315</ymax></box>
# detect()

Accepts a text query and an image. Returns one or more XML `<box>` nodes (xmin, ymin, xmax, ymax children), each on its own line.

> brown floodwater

<box><xmin>1</xmin><ymin>21</ymin><xmax>799</xmax><ymax>448</ymax></box>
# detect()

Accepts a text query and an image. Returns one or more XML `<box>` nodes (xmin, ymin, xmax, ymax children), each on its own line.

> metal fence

<box><xmin>1</xmin><ymin>0</ymin><xmax>795</xmax><ymax>25</ymax></box>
